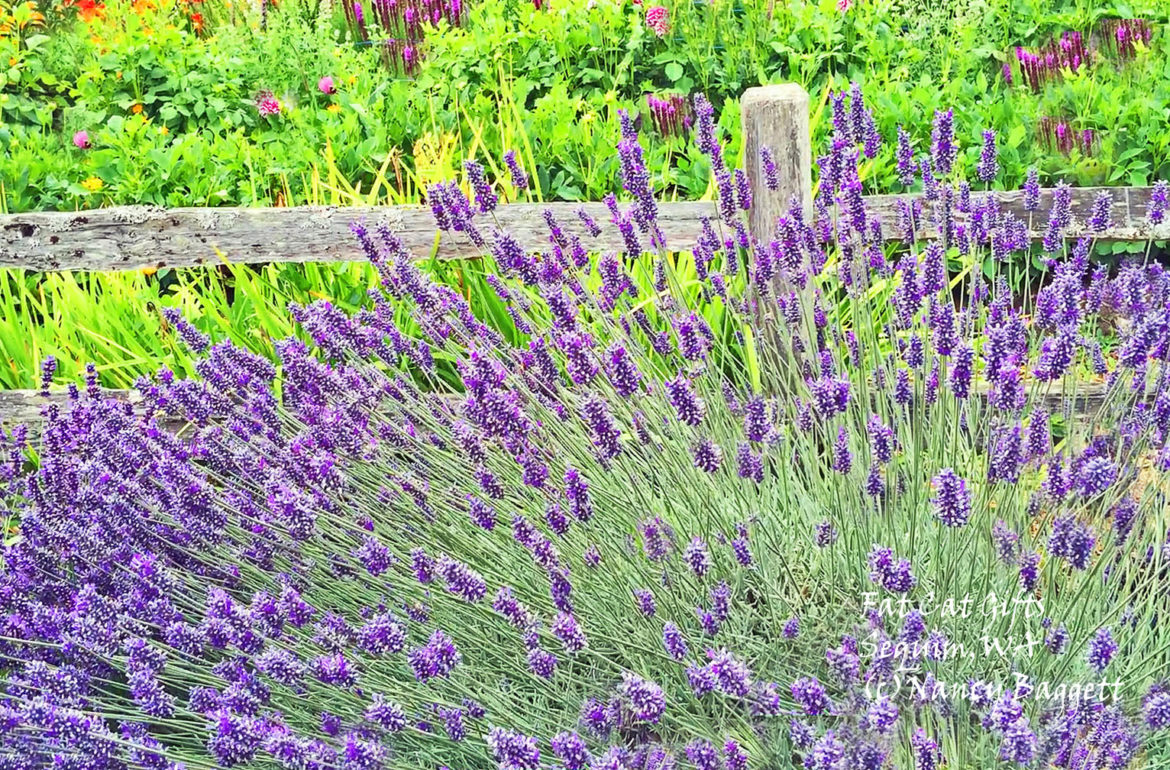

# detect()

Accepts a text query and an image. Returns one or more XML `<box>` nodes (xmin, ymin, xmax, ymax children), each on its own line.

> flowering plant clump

<box><xmin>4</xmin><ymin>94</ymin><xmax>1170</xmax><ymax>769</ymax></box>
<box><xmin>344</xmin><ymin>0</ymin><xmax>465</xmax><ymax>75</ymax></box>
<box><xmin>645</xmin><ymin>93</ymin><xmax>690</xmax><ymax>138</ymax></box>
<box><xmin>1013</xmin><ymin>31</ymin><xmax>1089</xmax><ymax>92</ymax></box>
<box><xmin>255</xmin><ymin>90</ymin><xmax>282</xmax><ymax>117</ymax></box>
<box><xmin>1101</xmin><ymin>18</ymin><xmax>1154</xmax><ymax>61</ymax></box>
<box><xmin>645</xmin><ymin>5</ymin><xmax>668</xmax><ymax>37</ymax></box>
<box><xmin>1037</xmin><ymin>116</ymin><xmax>1096</xmax><ymax>158</ymax></box>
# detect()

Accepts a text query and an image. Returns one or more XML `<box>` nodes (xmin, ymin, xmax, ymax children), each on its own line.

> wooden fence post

<box><xmin>740</xmin><ymin>83</ymin><xmax>813</xmax><ymax>242</ymax></box>
<box><xmin>740</xmin><ymin>84</ymin><xmax>813</xmax><ymax>391</ymax></box>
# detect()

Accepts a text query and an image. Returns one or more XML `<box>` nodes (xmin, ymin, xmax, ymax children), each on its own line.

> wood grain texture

<box><xmin>0</xmin><ymin>383</ymin><xmax>1134</xmax><ymax>427</ymax></box>
<box><xmin>0</xmin><ymin>202</ymin><xmax>717</xmax><ymax>273</ymax></box>
<box><xmin>2</xmin><ymin>188</ymin><xmax>1166</xmax><ymax>273</ymax></box>
<box><xmin>740</xmin><ymin>84</ymin><xmax>813</xmax><ymax>236</ymax></box>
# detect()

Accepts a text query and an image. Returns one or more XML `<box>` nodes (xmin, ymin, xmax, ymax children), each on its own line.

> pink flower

<box><xmin>837</xmin><ymin>0</ymin><xmax>852</xmax><ymax>9</ymax></box>
<box><xmin>645</xmin><ymin>5</ymin><xmax>668</xmax><ymax>37</ymax></box>
<box><xmin>318</xmin><ymin>76</ymin><xmax>336</xmax><ymax>95</ymax></box>
<box><xmin>73</xmin><ymin>130</ymin><xmax>91</xmax><ymax>150</ymax></box>
<box><xmin>255</xmin><ymin>91</ymin><xmax>281</xmax><ymax>117</ymax></box>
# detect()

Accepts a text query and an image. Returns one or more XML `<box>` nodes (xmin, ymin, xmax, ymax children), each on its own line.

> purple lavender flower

<box><xmin>639</xmin><ymin>516</ymin><xmax>673</xmax><ymax>562</ymax></box>
<box><xmin>438</xmin><ymin>554</ymin><xmax>487</xmax><ymax>602</ymax></box>
<box><xmin>791</xmin><ymin>676</ymin><xmax>830</xmax><ymax>715</ymax></box>
<box><xmin>1045</xmin><ymin>624</ymin><xmax>1069</xmax><ymax>654</ymax></box>
<box><xmin>687</xmin><ymin>663</ymin><xmax>717</xmax><ymax>696</ymax></box>
<box><xmin>760</xmin><ymin>146</ymin><xmax>780</xmax><ymax>191</ymax></box>
<box><xmin>930</xmin><ymin>109</ymin><xmax>956</xmax><ymax>175</ymax></box>
<box><xmin>949</xmin><ymin>344</ymin><xmax>974</xmax><ymax>399</ymax></box>
<box><xmin>693</xmin><ymin>437</ymin><xmax>724</xmax><ymax>473</ymax></box>
<box><xmin>1144</xmin><ymin>687</ymin><xmax>1170</xmax><ymax>729</ymax></box>
<box><xmin>684</xmin><ymin>536</ymin><xmax>712</xmax><ymax>577</ymax></box>
<box><xmin>552</xmin><ymin>612</ymin><xmax>587</xmax><ymax>653</ymax></box>
<box><xmin>832</xmin><ymin>426</ymin><xmax>852</xmax><ymax>474</ymax></box>
<box><xmin>999</xmin><ymin>718</ymin><xmax>1038</xmax><ymax>764</ymax></box>
<box><xmin>912</xmin><ymin>728</ymin><xmax>943</xmax><ymax>770</ymax></box>
<box><xmin>582</xmin><ymin>396</ymin><xmax>623</xmax><ymax>461</ymax></box>
<box><xmin>710</xmin><ymin>581</ymin><xmax>731</xmax><ymax>622</ymax></box>
<box><xmin>564</xmin><ymin>467</ymin><xmax>593</xmax><ymax>522</ymax></box>
<box><xmin>486</xmin><ymin>727</ymin><xmax>541</xmax><ymax>770</ymax></box>
<box><xmin>634</xmin><ymin>588</ymin><xmax>657</xmax><ymax>617</ymax></box>
<box><xmin>1087</xmin><ymin>627</ymin><xmax>1117</xmax><ymax>673</ymax></box>
<box><xmin>1023</xmin><ymin>167</ymin><xmax>1041</xmax><ymax>211</ymax></box>
<box><xmin>723</xmin><ymin>739</ymin><xmax>749</xmax><ymax>770</ymax></box>
<box><xmin>866</xmin><ymin>695</ymin><xmax>899</xmax><ymax>735</ymax></box>
<box><xmin>868</xmin><ymin>545</ymin><xmax>917</xmax><ymax>592</ymax></box>
<box><xmin>663</xmin><ymin>622</ymin><xmax>688</xmax><ymax>660</ymax></box>
<box><xmin>976</xmin><ymin>129</ymin><xmax>999</xmax><ymax>183</ymax></box>
<box><xmin>464</xmin><ymin>160</ymin><xmax>498</xmax><ymax>213</ymax></box>
<box><xmin>365</xmin><ymin>694</ymin><xmax>407</xmax><ymax>732</ymax></box>
<box><xmin>868</xmin><ymin>415</ymin><xmax>895</xmax><ymax>464</ymax></box>
<box><xmin>783</xmin><ymin>616</ymin><xmax>800</xmax><ymax>639</ymax></box>
<box><xmin>686</xmin><ymin>740</ymin><xmax>720</xmax><ymax>770</ymax></box>
<box><xmin>605</xmin><ymin>344</ymin><xmax>643</xmax><ymax>397</ymax></box>
<box><xmin>1148</xmin><ymin>179</ymin><xmax>1168</xmax><ymax>225</ymax></box>
<box><xmin>527</xmin><ymin>646</ymin><xmax>557</xmax><ymax>678</ymax></box>
<box><xmin>815</xmin><ymin>519</ymin><xmax>838</xmax><ymax>548</ymax></box>
<box><xmin>736</xmin><ymin>442</ymin><xmax>764</xmax><ymax>483</ymax></box>
<box><xmin>551</xmin><ymin>731</ymin><xmax>592</xmax><ymax>770</ymax></box>
<box><xmin>1049</xmin><ymin>515</ymin><xmax>1095</xmax><ymax>570</ymax></box>
<box><xmin>1077</xmin><ymin>456</ymin><xmax>1116</xmax><ymax>497</ymax></box>
<box><xmin>1019</xmin><ymin>551</ymin><xmax>1041</xmax><ymax>591</ymax></box>
<box><xmin>731</xmin><ymin>534</ymin><xmax>753</xmax><ymax>566</ymax></box>
<box><xmin>665</xmin><ymin>373</ymin><xmax>706</xmax><ymax>426</ymax></box>
<box><xmin>618</xmin><ymin>672</ymin><xmax>666</xmax><ymax>723</ymax></box>
<box><xmin>469</xmin><ymin>497</ymin><xmax>496</xmax><ymax>530</ymax></box>
<box><xmin>503</xmin><ymin>150</ymin><xmax>529</xmax><ymax>191</ymax></box>
<box><xmin>1089</xmin><ymin>190</ymin><xmax>1114</xmax><ymax>233</ymax></box>
<box><xmin>743</xmin><ymin>395</ymin><xmax>770</xmax><ymax>442</ymax></box>
<box><xmin>992</xmin><ymin>520</ymin><xmax>1019</xmax><ymax>564</ymax></box>
<box><xmin>895</xmin><ymin>125</ymin><xmax>916</xmax><ymax>187</ymax></box>
<box><xmin>408</xmin><ymin>629</ymin><xmax>461</xmax><ymax>681</ymax></box>
<box><xmin>932</xmin><ymin>468</ymin><xmax>971</xmax><ymax>527</ymax></box>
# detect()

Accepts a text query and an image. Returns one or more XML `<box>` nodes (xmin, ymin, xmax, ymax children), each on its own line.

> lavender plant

<box><xmin>4</xmin><ymin>94</ymin><xmax>1170</xmax><ymax>770</ymax></box>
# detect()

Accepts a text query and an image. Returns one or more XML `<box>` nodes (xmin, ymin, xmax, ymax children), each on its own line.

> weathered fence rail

<box><xmin>1</xmin><ymin>188</ymin><xmax>1166</xmax><ymax>273</ymax></box>
<box><xmin>1</xmin><ymin>85</ymin><xmax>1167</xmax><ymax>426</ymax></box>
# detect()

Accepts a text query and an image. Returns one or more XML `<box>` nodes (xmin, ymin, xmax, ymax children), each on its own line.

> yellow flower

<box><xmin>158</xmin><ymin>125</ymin><xmax>169</xmax><ymax>135</ymax></box>
<box><xmin>347</xmin><ymin>75</ymin><xmax>357</xmax><ymax>85</ymax></box>
<box><xmin>81</xmin><ymin>176</ymin><xmax>104</xmax><ymax>192</ymax></box>
<box><xmin>326</xmin><ymin>103</ymin><xmax>341</xmax><ymax>113</ymax></box>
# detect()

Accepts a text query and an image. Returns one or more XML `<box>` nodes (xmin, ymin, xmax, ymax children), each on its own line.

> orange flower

<box><xmin>76</xmin><ymin>0</ymin><xmax>105</xmax><ymax>21</ymax></box>
<box><xmin>131</xmin><ymin>103</ymin><xmax>143</xmax><ymax>114</ymax></box>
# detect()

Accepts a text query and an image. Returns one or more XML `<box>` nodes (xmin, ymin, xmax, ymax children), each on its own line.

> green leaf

<box><xmin>665</xmin><ymin>62</ymin><xmax>684</xmax><ymax>82</ymax></box>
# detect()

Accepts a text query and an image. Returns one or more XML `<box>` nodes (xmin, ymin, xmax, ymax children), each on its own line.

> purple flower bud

<box><xmin>1148</xmin><ymin>179</ymin><xmax>1168</xmax><ymax>225</ymax></box>
<box><xmin>930</xmin><ymin>109</ymin><xmax>956</xmax><ymax>175</ymax></box>
<box><xmin>760</xmin><ymin>146</ymin><xmax>780</xmax><ymax>191</ymax></box>
<box><xmin>684</xmin><ymin>536</ymin><xmax>712</xmax><ymax>577</ymax></box>
<box><xmin>976</xmin><ymin>129</ymin><xmax>999</xmax><ymax>183</ymax></box>
<box><xmin>791</xmin><ymin>676</ymin><xmax>830</xmax><ymax>715</ymax></box>
<box><xmin>932</xmin><ymin>468</ymin><xmax>972</xmax><ymax>527</ymax></box>
<box><xmin>503</xmin><ymin>150</ymin><xmax>529</xmax><ymax>191</ymax></box>
<box><xmin>663</xmin><ymin>622</ymin><xmax>688</xmax><ymax>660</ymax></box>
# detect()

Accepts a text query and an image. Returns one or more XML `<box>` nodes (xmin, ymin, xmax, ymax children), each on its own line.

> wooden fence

<box><xmin>1</xmin><ymin>84</ymin><xmax>1167</xmax><ymax>424</ymax></box>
